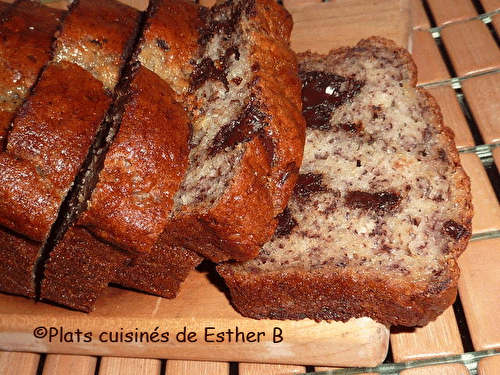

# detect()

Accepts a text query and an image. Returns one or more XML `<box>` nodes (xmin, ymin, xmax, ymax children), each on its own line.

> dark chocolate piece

<box><xmin>300</xmin><ymin>71</ymin><xmax>363</xmax><ymax>129</ymax></box>
<box><xmin>442</xmin><ymin>220</ymin><xmax>469</xmax><ymax>240</ymax></box>
<box><xmin>209</xmin><ymin>102</ymin><xmax>267</xmax><ymax>156</ymax></box>
<box><xmin>274</xmin><ymin>207</ymin><xmax>297</xmax><ymax>238</ymax></box>
<box><xmin>293</xmin><ymin>172</ymin><xmax>327</xmax><ymax>198</ymax></box>
<box><xmin>345</xmin><ymin>190</ymin><xmax>401</xmax><ymax>213</ymax></box>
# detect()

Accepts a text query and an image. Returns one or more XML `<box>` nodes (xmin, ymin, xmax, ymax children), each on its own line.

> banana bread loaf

<box><xmin>218</xmin><ymin>37</ymin><xmax>473</xmax><ymax>327</ymax></box>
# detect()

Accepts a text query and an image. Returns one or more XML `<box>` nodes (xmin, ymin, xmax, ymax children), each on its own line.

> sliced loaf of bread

<box><xmin>218</xmin><ymin>37</ymin><xmax>473</xmax><ymax>327</ymax></box>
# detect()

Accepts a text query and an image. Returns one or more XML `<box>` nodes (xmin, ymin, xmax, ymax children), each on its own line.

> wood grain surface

<box><xmin>0</xmin><ymin>269</ymin><xmax>390</xmax><ymax>367</ymax></box>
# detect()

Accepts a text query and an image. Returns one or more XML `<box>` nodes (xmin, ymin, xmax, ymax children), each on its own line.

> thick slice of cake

<box><xmin>111</xmin><ymin>0</ymin><xmax>206</xmax><ymax>300</ymax></box>
<box><xmin>0</xmin><ymin>0</ymin><xmax>141</xmax><ymax>298</ymax></box>
<box><xmin>0</xmin><ymin>0</ymin><xmax>64</xmax><ymax>149</ymax></box>
<box><xmin>161</xmin><ymin>0</ymin><xmax>305</xmax><ymax>262</ymax></box>
<box><xmin>218</xmin><ymin>37</ymin><xmax>473</xmax><ymax>327</ymax></box>
<box><xmin>134</xmin><ymin>0</ymin><xmax>205</xmax><ymax>104</ymax></box>
<box><xmin>114</xmin><ymin>0</ymin><xmax>306</xmax><ymax>301</ymax></box>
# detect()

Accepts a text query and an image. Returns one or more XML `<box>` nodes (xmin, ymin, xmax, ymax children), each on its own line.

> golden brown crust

<box><xmin>218</xmin><ymin>261</ymin><xmax>460</xmax><ymax>327</ymax></box>
<box><xmin>0</xmin><ymin>227</ymin><xmax>40</xmax><ymax>298</ymax></box>
<box><xmin>113</xmin><ymin>232</ymin><xmax>203</xmax><ymax>299</ymax></box>
<box><xmin>247</xmin><ymin>3</ymin><xmax>305</xmax><ymax>215</ymax></box>
<box><xmin>137</xmin><ymin>0</ymin><xmax>205</xmax><ymax>103</ymax></box>
<box><xmin>53</xmin><ymin>0</ymin><xmax>142</xmax><ymax>89</ymax></box>
<box><xmin>0</xmin><ymin>0</ymin><xmax>63</xmax><ymax>112</ymax></box>
<box><xmin>0</xmin><ymin>62</ymin><xmax>111</xmax><ymax>242</ymax></box>
<box><xmin>41</xmin><ymin>226</ymin><xmax>130</xmax><ymax>312</ymax></box>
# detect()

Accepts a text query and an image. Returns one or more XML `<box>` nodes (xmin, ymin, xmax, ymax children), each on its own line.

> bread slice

<box><xmin>0</xmin><ymin>0</ymin><xmax>141</xmax><ymax>298</ymax></box>
<box><xmin>218</xmin><ymin>37</ymin><xmax>473</xmax><ymax>327</ymax></box>
<box><xmin>158</xmin><ymin>0</ymin><xmax>305</xmax><ymax>262</ymax></box>
<box><xmin>110</xmin><ymin>0</ymin><xmax>206</xmax><ymax>300</ymax></box>
<box><xmin>134</xmin><ymin>0</ymin><xmax>205</xmax><ymax>105</ymax></box>
<box><xmin>0</xmin><ymin>0</ymin><xmax>64</xmax><ymax>150</ymax></box>
<box><xmin>112</xmin><ymin>232</ymin><xmax>203</xmax><ymax>299</ymax></box>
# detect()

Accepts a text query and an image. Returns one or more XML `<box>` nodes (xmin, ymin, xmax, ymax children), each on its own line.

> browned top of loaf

<box><xmin>219</xmin><ymin>37</ymin><xmax>473</xmax><ymax>326</ymax></box>
<box><xmin>77</xmin><ymin>65</ymin><xmax>190</xmax><ymax>254</ymax></box>
<box><xmin>53</xmin><ymin>0</ymin><xmax>141</xmax><ymax>89</ymax></box>
<box><xmin>0</xmin><ymin>0</ymin><xmax>63</xmax><ymax>113</ymax></box>
<box><xmin>0</xmin><ymin>62</ymin><xmax>112</xmax><ymax>242</ymax></box>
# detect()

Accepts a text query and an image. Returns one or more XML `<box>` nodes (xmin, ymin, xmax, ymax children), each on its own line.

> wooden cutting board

<box><xmin>0</xmin><ymin>270</ymin><xmax>389</xmax><ymax>367</ymax></box>
<box><xmin>0</xmin><ymin>0</ymin><xmax>411</xmax><ymax>367</ymax></box>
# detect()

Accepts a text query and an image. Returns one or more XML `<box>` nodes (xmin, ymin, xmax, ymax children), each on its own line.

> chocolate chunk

<box><xmin>442</xmin><ymin>220</ymin><xmax>469</xmax><ymax>240</ymax></box>
<box><xmin>198</xmin><ymin>0</ymin><xmax>256</xmax><ymax>45</ymax></box>
<box><xmin>300</xmin><ymin>70</ymin><xmax>363</xmax><ymax>129</ymax></box>
<box><xmin>293</xmin><ymin>173</ymin><xmax>327</xmax><ymax>198</ymax></box>
<box><xmin>225</xmin><ymin>46</ymin><xmax>240</xmax><ymax>61</ymax></box>
<box><xmin>274</xmin><ymin>207</ymin><xmax>298</xmax><ymax>238</ymax></box>
<box><xmin>338</xmin><ymin>122</ymin><xmax>364</xmax><ymax>135</ymax></box>
<box><xmin>209</xmin><ymin>102</ymin><xmax>267</xmax><ymax>156</ymax></box>
<box><xmin>156</xmin><ymin>38</ymin><xmax>170</xmax><ymax>51</ymax></box>
<box><xmin>190</xmin><ymin>57</ymin><xmax>229</xmax><ymax>92</ymax></box>
<box><xmin>189</xmin><ymin>47</ymin><xmax>239</xmax><ymax>92</ymax></box>
<box><xmin>345</xmin><ymin>190</ymin><xmax>401</xmax><ymax>213</ymax></box>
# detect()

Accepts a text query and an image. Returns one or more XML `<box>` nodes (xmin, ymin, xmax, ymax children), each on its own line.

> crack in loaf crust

<box><xmin>164</xmin><ymin>0</ymin><xmax>306</xmax><ymax>262</ymax></box>
<box><xmin>218</xmin><ymin>37</ymin><xmax>473</xmax><ymax>327</ymax></box>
